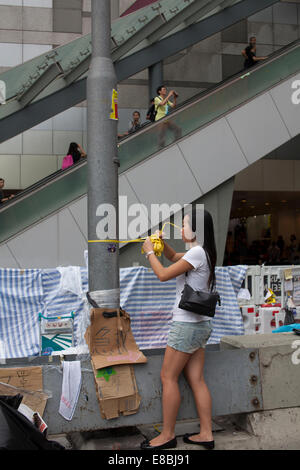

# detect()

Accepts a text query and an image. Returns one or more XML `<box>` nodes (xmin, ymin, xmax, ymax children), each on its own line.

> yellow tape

<box><xmin>153</xmin><ymin>424</ymin><xmax>161</xmax><ymax>434</ymax></box>
<box><xmin>88</xmin><ymin>239</ymin><xmax>144</xmax><ymax>243</ymax></box>
<box><xmin>88</xmin><ymin>222</ymin><xmax>181</xmax><ymax>257</ymax></box>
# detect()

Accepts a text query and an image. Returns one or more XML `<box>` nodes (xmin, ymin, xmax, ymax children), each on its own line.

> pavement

<box><xmin>48</xmin><ymin>416</ymin><xmax>262</xmax><ymax>451</ymax></box>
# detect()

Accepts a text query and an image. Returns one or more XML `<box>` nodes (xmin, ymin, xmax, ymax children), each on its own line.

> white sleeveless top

<box><xmin>172</xmin><ymin>245</ymin><xmax>212</xmax><ymax>323</ymax></box>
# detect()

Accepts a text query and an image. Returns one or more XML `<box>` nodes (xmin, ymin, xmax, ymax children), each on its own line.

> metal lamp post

<box><xmin>87</xmin><ymin>0</ymin><xmax>120</xmax><ymax>308</ymax></box>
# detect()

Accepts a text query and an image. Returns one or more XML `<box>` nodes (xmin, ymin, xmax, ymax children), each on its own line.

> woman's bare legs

<box><xmin>149</xmin><ymin>346</ymin><xmax>191</xmax><ymax>446</ymax></box>
<box><xmin>183</xmin><ymin>348</ymin><xmax>213</xmax><ymax>442</ymax></box>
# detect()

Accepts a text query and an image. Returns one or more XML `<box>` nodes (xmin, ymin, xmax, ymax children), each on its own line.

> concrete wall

<box><xmin>0</xmin><ymin>0</ymin><xmax>87</xmax><ymax>190</ymax></box>
<box><xmin>0</xmin><ymin>0</ymin><xmax>147</xmax><ymax>191</ymax></box>
<box><xmin>0</xmin><ymin>108</ymin><xmax>87</xmax><ymax>190</ymax></box>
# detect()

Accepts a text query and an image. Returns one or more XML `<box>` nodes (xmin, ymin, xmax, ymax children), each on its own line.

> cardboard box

<box><xmin>85</xmin><ymin>307</ymin><xmax>147</xmax><ymax>370</ymax></box>
<box><xmin>85</xmin><ymin>307</ymin><xmax>147</xmax><ymax>419</ymax></box>
<box><xmin>91</xmin><ymin>362</ymin><xmax>141</xmax><ymax>420</ymax></box>
<box><xmin>0</xmin><ymin>366</ymin><xmax>48</xmax><ymax>416</ymax></box>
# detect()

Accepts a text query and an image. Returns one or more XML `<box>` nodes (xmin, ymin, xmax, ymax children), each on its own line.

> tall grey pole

<box><xmin>87</xmin><ymin>0</ymin><xmax>119</xmax><ymax>308</ymax></box>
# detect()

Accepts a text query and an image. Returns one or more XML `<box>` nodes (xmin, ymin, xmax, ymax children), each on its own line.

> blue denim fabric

<box><xmin>167</xmin><ymin>320</ymin><xmax>212</xmax><ymax>353</ymax></box>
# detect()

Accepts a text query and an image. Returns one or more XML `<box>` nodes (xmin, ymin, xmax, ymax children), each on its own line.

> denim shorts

<box><xmin>167</xmin><ymin>320</ymin><xmax>213</xmax><ymax>354</ymax></box>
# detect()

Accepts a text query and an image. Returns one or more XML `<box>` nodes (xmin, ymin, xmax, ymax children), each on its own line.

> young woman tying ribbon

<box><xmin>140</xmin><ymin>208</ymin><xmax>217</xmax><ymax>450</ymax></box>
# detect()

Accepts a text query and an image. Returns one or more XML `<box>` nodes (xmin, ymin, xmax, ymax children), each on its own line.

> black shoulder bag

<box><xmin>178</xmin><ymin>271</ymin><xmax>221</xmax><ymax>318</ymax></box>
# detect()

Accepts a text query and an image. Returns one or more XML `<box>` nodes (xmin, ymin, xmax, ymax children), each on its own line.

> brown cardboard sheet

<box><xmin>0</xmin><ymin>366</ymin><xmax>48</xmax><ymax>416</ymax></box>
<box><xmin>85</xmin><ymin>307</ymin><xmax>146</xmax><ymax>419</ymax></box>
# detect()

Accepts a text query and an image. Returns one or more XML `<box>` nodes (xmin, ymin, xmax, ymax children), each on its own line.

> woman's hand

<box><xmin>78</xmin><ymin>144</ymin><xmax>87</xmax><ymax>157</ymax></box>
<box><xmin>143</xmin><ymin>237</ymin><xmax>154</xmax><ymax>254</ymax></box>
<box><xmin>155</xmin><ymin>230</ymin><xmax>165</xmax><ymax>239</ymax></box>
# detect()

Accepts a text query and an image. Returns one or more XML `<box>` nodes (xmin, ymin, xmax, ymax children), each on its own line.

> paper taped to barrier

<box><xmin>294</xmin><ymin>281</ymin><xmax>300</xmax><ymax>303</ymax></box>
<box><xmin>285</xmin><ymin>280</ymin><xmax>293</xmax><ymax>292</ymax></box>
<box><xmin>285</xmin><ymin>269</ymin><xmax>293</xmax><ymax>280</ymax></box>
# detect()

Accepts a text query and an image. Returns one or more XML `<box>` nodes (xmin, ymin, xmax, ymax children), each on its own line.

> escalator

<box><xmin>1</xmin><ymin>37</ymin><xmax>300</xmax><ymax>264</ymax></box>
<box><xmin>0</xmin><ymin>0</ymin><xmax>278</xmax><ymax>143</ymax></box>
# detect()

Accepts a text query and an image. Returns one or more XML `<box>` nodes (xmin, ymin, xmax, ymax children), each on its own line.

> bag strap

<box><xmin>185</xmin><ymin>269</ymin><xmax>215</xmax><ymax>293</ymax></box>
<box><xmin>184</xmin><ymin>270</ymin><xmax>191</xmax><ymax>289</ymax></box>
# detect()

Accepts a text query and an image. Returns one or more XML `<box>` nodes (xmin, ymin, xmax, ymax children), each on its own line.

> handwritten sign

<box><xmin>85</xmin><ymin>307</ymin><xmax>147</xmax><ymax>370</ymax></box>
<box><xmin>0</xmin><ymin>366</ymin><xmax>48</xmax><ymax>416</ymax></box>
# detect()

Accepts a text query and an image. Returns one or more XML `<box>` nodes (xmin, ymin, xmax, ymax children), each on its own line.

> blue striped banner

<box><xmin>0</xmin><ymin>265</ymin><xmax>247</xmax><ymax>358</ymax></box>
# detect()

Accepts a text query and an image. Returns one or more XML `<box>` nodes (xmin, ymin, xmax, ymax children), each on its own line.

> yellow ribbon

<box><xmin>153</xmin><ymin>424</ymin><xmax>161</xmax><ymax>434</ymax></box>
<box><xmin>88</xmin><ymin>221</ymin><xmax>181</xmax><ymax>257</ymax></box>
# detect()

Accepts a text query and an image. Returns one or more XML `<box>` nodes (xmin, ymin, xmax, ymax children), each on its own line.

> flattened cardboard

<box><xmin>85</xmin><ymin>307</ymin><xmax>146</xmax><ymax>419</ymax></box>
<box><xmin>91</xmin><ymin>362</ymin><xmax>141</xmax><ymax>420</ymax></box>
<box><xmin>0</xmin><ymin>366</ymin><xmax>48</xmax><ymax>416</ymax></box>
<box><xmin>85</xmin><ymin>307</ymin><xmax>147</xmax><ymax>370</ymax></box>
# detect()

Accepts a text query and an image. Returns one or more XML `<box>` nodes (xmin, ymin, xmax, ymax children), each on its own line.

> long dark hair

<box><xmin>67</xmin><ymin>142</ymin><xmax>81</xmax><ymax>163</ymax></box>
<box><xmin>189</xmin><ymin>207</ymin><xmax>217</xmax><ymax>290</ymax></box>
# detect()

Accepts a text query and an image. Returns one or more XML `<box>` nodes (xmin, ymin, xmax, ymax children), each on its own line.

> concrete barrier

<box><xmin>221</xmin><ymin>332</ymin><xmax>300</xmax><ymax>449</ymax></box>
<box><xmin>220</xmin><ymin>332</ymin><xmax>300</xmax><ymax>410</ymax></box>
